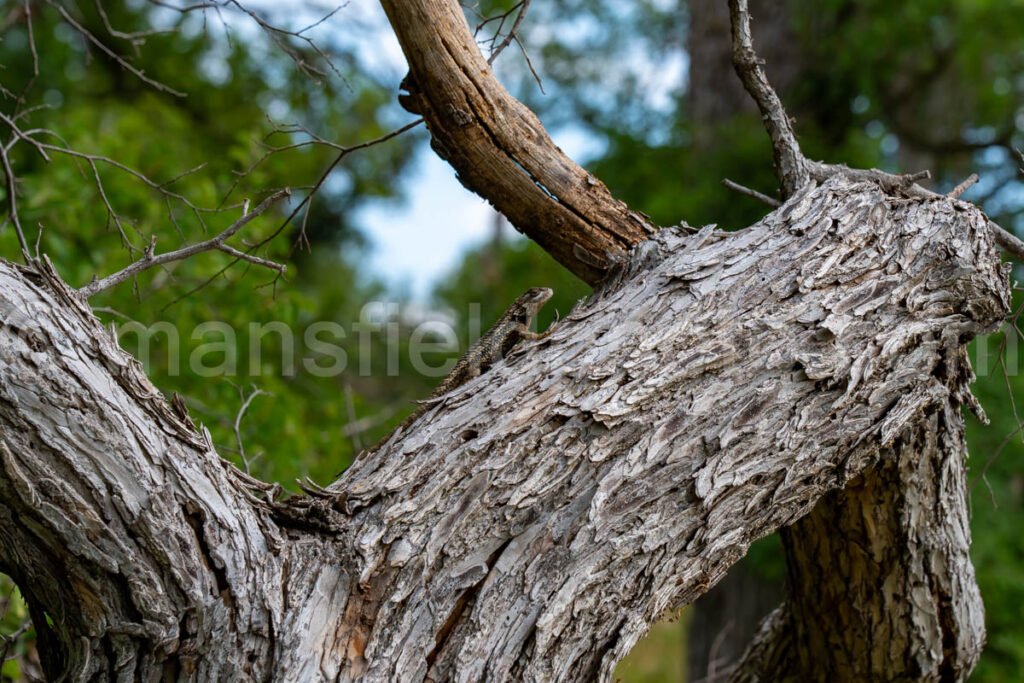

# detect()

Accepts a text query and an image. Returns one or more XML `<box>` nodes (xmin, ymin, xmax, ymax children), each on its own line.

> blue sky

<box><xmin>355</xmin><ymin>128</ymin><xmax>603</xmax><ymax>300</ymax></box>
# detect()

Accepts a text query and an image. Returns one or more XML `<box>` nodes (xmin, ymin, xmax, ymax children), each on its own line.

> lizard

<box><xmin>362</xmin><ymin>287</ymin><xmax>555</xmax><ymax>457</ymax></box>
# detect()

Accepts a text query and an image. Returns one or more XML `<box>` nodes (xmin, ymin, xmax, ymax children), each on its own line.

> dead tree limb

<box><xmin>379</xmin><ymin>0</ymin><xmax>655</xmax><ymax>284</ymax></box>
<box><xmin>728</xmin><ymin>0</ymin><xmax>809</xmax><ymax>196</ymax></box>
<box><xmin>0</xmin><ymin>2</ymin><xmax>1017</xmax><ymax>680</ymax></box>
<box><xmin>78</xmin><ymin>189</ymin><xmax>290</xmax><ymax>298</ymax></box>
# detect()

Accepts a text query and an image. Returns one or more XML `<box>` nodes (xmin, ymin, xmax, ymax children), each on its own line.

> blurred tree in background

<box><xmin>2</xmin><ymin>0</ymin><xmax>1024</xmax><ymax>680</ymax></box>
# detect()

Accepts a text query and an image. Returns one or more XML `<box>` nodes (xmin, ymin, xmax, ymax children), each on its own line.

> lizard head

<box><xmin>515</xmin><ymin>287</ymin><xmax>554</xmax><ymax>320</ymax></box>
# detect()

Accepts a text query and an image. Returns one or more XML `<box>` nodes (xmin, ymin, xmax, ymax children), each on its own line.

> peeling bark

<box><xmin>0</xmin><ymin>177</ymin><xmax>1007</xmax><ymax>680</ymax></box>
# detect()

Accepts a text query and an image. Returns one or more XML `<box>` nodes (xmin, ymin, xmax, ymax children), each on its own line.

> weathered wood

<box><xmin>328</xmin><ymin>177</ymin><xmax>1005</xmax><ymax>681</ymax></box>
<box><xmin>378</xmin><ymin>0</ymin><xmax>655</xmax><ymax>284</ymax></box>
<box><xmin>0</xmin><ymin>177</ymin><xmax>1007</xmax><ymax>680</ymax></box>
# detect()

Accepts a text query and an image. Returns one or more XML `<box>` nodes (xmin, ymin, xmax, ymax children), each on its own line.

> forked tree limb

<box><xmin>0</xmin><ymin>176</ymin><xmax>1006</xmax><ymax>679</ymax></box>
<box><xmin>728</xmin><ymin>0</ymin><xmax>1024</xmax><ymax>265</ymax></box>
<box><xmin>78</xmin><ymin>189</ymin><xmax>291</xmax><ymax>298</ymax></box>
<box><xmin>378</xmin><ymin>0</ymin><xmax>655</xmax><ymax>285</ymax></box>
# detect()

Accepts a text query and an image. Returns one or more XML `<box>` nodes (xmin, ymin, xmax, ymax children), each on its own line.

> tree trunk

<box><xmin>0</xmin><ymin>175</ymin><xmax>1005</xmax><ymax>679</ymax></box>
<box><xmin>685</xmin><ymin>2</ymin><xmax>798</xmax><ymax>673</ymax></box>
<box><xmin>732</xmin><ymin>405</ymin><xmax>985</xmax><ymax>681</ymax></box>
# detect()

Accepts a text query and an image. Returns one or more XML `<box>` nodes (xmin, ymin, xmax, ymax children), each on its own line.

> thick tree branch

<box><xmin>0</xmin><ymin>177</ymin><xmax>1007</xmax><ymax>679</ymax></box>
<box><xmin>379</xmin><ymin>0</ymin><xmax>655</xmax><ymax>284</ymax></box>
<box><xmin>323</xmin><ymin>177</ymin><xmax>1004</xmax><ymax>680</ymax></box>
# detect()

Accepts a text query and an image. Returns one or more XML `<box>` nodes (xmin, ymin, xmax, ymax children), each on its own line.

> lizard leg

<box><xmin>515</xmin><ymin>323</ymin><xmax>553</xmax><ymax>341</ymax></box>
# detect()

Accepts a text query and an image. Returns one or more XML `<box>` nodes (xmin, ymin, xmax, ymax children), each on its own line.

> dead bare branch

<box><xmin>486</xmin><ymin>0</ymin><xmax>531</xmax><ymax>64</ymax></box>
<box><xmin>0</xmin><ymin>140</ymin><xmax>32</xmax><ymax>263</ymax></box>
<box><xmin>948</xmin><ymin>173</ymin><xmax>979</xmax><ymax>199</ymax></box>
<box><xmin>79</xmin><ymin>188</ymin><xmax>291</xmax><ymax>298</ymax></box>
<box><xmin>233</xmin><ymin>385</ymin><xmax>269</xmax><ymax>475</ymax></box>
<box><xmin>44</xmin><ymin>0</ymin><xmax>187</xmax><ymax>97</ymax></box>
<box><xmin>728</xmin><ymin>0</ymin><xmax>809</xmax><ymax>196</ymax></box>
<box><xmin>721</xmin><ymin>178</ymin><xmax>780</xmax><ymax>207</ymax></box>
<box><xmin>162</xmin><ymin>119</ymin><xmax>421</xmax><ymax>309</ymax></box>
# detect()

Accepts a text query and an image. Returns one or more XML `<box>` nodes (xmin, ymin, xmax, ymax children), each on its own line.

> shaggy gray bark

<box><xmin>0</xmin><ymin>175</ymin><xmax>1003</xmax><ymax>680</ymax></box>
<box><xmin>732</xmin><ymin>405</ymin><xmax>984</xmax><ymax>681</ymax></box>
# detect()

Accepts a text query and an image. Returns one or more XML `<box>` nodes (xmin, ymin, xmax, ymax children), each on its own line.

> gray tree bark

<box><xmin>0</xmin><ymin>175</ymin><xmax>1005</xmax><ymax>680</ymax></box>
<box><xmin>686</xmin><ymin>3</ymin><xmax>797</xmax><ymax>674</ymax></box>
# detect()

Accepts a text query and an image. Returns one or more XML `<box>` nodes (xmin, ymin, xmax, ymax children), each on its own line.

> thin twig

<box><xmin>0</xmin><ymin>141</ymin><xmax>32</xmax><ymax>262</ymax></box>
<box><xmin>24</xmin><ymin>0</ymin><xmax>38</xmax><ymax>79</ymax></box>
<box><xmin>721</xmin><ymin>178</ymin><xmax>780</xmax><ymax>207</ymax></box>
<box><xmin>948</xmin><ymin>173</ymin><xmax>979</xmax><ymax>199</ymax></box>
<box><xmin>233</xmin><ymin>385</ymin><xmax>268</xmax><ymax>474</ymax></box>
<box><xmin>487</xmin><ymin>0</ymin><xmax>530</xmax><ymax>64</ymax></box>
<box><xmin>0</xmin><ymin>618</ymin><xmax>31</xmax><ymax>665</ymax></box>
<box><xmin>163</xmin><ymin>119</ymin><xmax>422</xmax><ymax>309</ymax></box>
<box><xmin>343</xmin><ymin>380</ymin><xmax>363</xmax><ymax>452</ymax></box>
<box><xmin>728</xmin><ymin>0</ymin><xmax>809</xmax><ymax>196</ymax></box>
<box><xmin>79</xmin><ymin>188</ymin><xmax>291</xmax><ymax>298</ymax></box>
<box><xmin>45</xmin><ymin>0</ymin><xmax>187</xmax><ymax>97</ymax></box>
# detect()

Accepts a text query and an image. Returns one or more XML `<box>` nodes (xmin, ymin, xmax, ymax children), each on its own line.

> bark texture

<box><xmin>0</xmin><ymin>176</ymin><xmax>1006</xmax><ymax>680</ymax></box>
<box><xmin>330</xmin><ymin>177</ymin><xmax>1004</xmax><ymax>681</ymax></box>
<box><xmin>731</xmin><ymin>402</ymin><xmax>984</xmax><ymax>681</ymax></box>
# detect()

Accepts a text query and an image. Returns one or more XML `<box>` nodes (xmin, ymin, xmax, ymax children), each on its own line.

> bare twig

<box><xmin>728</xmin><ymin>0</ymin><xmax>809</xmax><ymax>196</ymax></box>
<box><xmin>45</xmin><ymin>0</ymin><xmax>187</xmax><ymax>97</ymax></box>
<box><xmin>223</xmin><ymin>0</ymin><xmax>347</xmax><ymax>85</ymax></box>
<box><xmin>163</xmin><ymin>119</ymin><xmax>421</xmax><ymax>309</ymax></box>
<box><xmin>233</xmin><ymin>385</ymin><xmax>269</xmax><ymax>474</ymax></box>
<box><xmin>24</xmin><ymin>0</ymin><xmax>38</xmax><ymax>79</ymax></box>
<box><xmin>0</xmin><ymin>618</ymin><xmax>32</xmax><ymax>665</ymax></box>
<box><xmin>79</xmin><ymin>188</ymin><xmax>291</xmax><ymax>298</ymax></box>
<box><xmin>343</xmin><ymin>380</ymin><xmax>363</xmax><ymax>452</ymax></box>
<box><xmin>487</xmin><ymin>0</ymin><xmax>531</xmax><ymax>65</ymax></box>
<box><xmin>0</xmin><ymin>141</ymin><xmax>32</xmax><ymax>262</ymax></box>
<box><xmin>721</xmin><ymin>178</ymin><xmax>780</xmax><ymax>207</ymax></box>
<box><xmin>948</xmin><ymin>173</ymin><xmax>979</xmax><ymax>199</ymax></box>
<box><xmin>989</xmin><ymin>224</ymin><xmax>1024</xmax><ymax>260</ymax></box>
<box><xmin>94</xmin><ymin>0</ymin><xmax>172</xmax><ymax>47</ymax></box>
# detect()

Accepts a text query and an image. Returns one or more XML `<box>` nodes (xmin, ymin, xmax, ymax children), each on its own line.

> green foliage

<box><xmin>0</xmin><ymin>578</ymin><xmax>34</xmax><ymax>681</ymax></box>
<box><xmin>0</xmin><ymin>0</ymin><xmax>418</xmax><ymax>487</ymax></box>
<box><xmin>964</xmin><ymin>307</ymin><xmax>1024</xmax><ymax>682</ymax></box>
